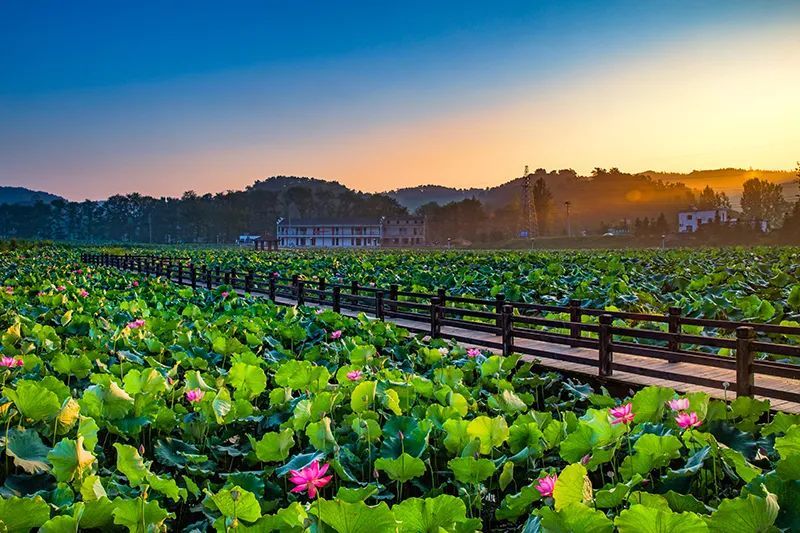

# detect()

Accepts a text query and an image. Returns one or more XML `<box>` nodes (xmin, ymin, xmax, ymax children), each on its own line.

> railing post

<box><xmin>215</xmin><ymin>266</ymin><xmax>220</xmax><ymax>285</ymax></box>
<box><xmin>318</xmin><ymin>277</ymin><xmax>326</xmax><ymax>292</ymax></box>
<box><xmin>292</xmin><ymin>274</ymin><xmax>299</xmax><ymax>287</ymax></box>
<box><xmin>190</xmin><ymin>264</ymin><xmax>197</xmax><ymax>289</ymax></box>
<box><xmin>502</xmin><ymin>304</ymin><xmax>514</xmax><ymax>356</ymax></box>
<box><xmin>224</xmin><ymin>270</ymin><xmax>231</xmax><ymax>286</ymax></box>
<box><xmin>351</xmin><ymin>280</ymin><xmax>359</xmax><ymax>297</ymax></box>
<box><xmin>318</xmin><ymin>278</ymin><xmax>326</xmax><ymax>304</ymax></box>
<box><xmin>437</xmin><ymin>288</ymin><xmax>447</xmax><ymax>308</ymax></box>
<box><xmin>268</xmin><ymin>275</ymin><xmax>277</xmax><ymax>301</ymax></box>
<box><xmin>296</xmin><ymin>280</ymin><xmax>305</xmax><ymax>306</ymax></box>
<box><xmin>494</xmin><ymin>293</ymin><xmax>505</xmax><ymax>328</ymax></box>
<box><xmin>332</xmin><ymin>286</ymin><xmax>341</xmax><ymax>313</ymax></box>
<box><xmin>736</xmin><ymin>326</ymin><xmax>755</xmax><ymax>398</ymax></box>
<box><xmin>599</xmin><ymin>314</ymin><xmax>614</xmax><ymax>377</ymax></box>
<box><xmin>667</xmin><ymin>307</ymin><xmax>681</xmax><ymax>362</ymax></box>
<box><xmin>230</xmin><ymin>268</ymin><xmax>237</xmax><ymax>290</ymax></box>
<box><xmin>205</xmin><ymin>266</ymin><xmax>212</xmax><ymax>290</ymax></box>
<box><xmin>177</xmin><ymin>263</ymin><xmax>183</xmax><ymax>285</ymax></box>
<box><xmin>245</xmin><ymin>270</ymin><xmax>253</xmax><ymax>293</ymax></box>
<box><xmin>430</xmin><ymin>297</ymin><xmax>441</xmax><ymax>338</ymax></box>
<box><xmin>569</xmin><ymin>299</ymin><xmax>581</xmax><ymax>346</ymax></box>
<box><xmin>389</xmin><ymin>284</ymin><xmax>398</xmax><ymax>313</ymax></box>
<box><xmin>375</xmin><ymin>291</ymin><xmax>384</xmax><ymax>320</ymax></box>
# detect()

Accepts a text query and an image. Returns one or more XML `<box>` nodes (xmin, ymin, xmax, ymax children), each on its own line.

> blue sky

<box><xmin>2</xmin><ymin>1</ymin><xmax>799</xmax><ymax>200</ymax></box>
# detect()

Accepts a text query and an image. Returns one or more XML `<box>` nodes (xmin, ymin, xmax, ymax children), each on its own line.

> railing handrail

<box><xmin>82</xmin><ymin>252</ymin><xmax>800</xmax><ymax>404</ymax></box>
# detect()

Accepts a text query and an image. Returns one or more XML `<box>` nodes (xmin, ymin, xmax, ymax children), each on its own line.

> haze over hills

<box><xmin>0</xmin><ymin>186</ymin><xmax>64</xmax><ymax>205</ymax></box>
<box><xmin>385</xmin><ymin>168</ymin><xmax>797</xmax><ymax>211</ymax></box>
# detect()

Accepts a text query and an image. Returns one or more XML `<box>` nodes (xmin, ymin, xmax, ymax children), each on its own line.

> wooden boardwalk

<box><xmin>82</xmin><ymin>254</ymin><xmax>800</xmax><ymax>415</ymax></box>
<box><xmin>273</xmin><ymin>295</ymin><xmax>800</xmax><ymax>414</ymax></box>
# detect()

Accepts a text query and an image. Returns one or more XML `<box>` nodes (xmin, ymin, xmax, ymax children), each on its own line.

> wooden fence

<box><xmin>83</xmin><ymin>253</ymin><xmax>800</xmax><ymax>404</ymax></box>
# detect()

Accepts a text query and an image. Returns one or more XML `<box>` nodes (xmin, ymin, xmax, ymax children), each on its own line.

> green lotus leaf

<box><xmin>0</xmin><ymin>495</ymin><xmax>50</xmax><ymax>532</ymax></box>
<box><xmin>228</xmin><ymin>362</ymin><xmax>267</xmax><ymax>400</ymax></box>
<box><xmin>206</xmin><ymin>485</ymin><xmax>262</xmax><ymax>523</ymax></box>
<box><xmin>48</xmin><ymin>436</ymin><xmax>96</xmax><ymax>483</ymax></box>
<box><xmin>114</xmin><ymin>443</ymin><xmax>149</xmax><ymax>486</ymax></box>
<box><xmin>374</xmin><ymin>453</ymin><xmax>426</xmax><ymax>483</ymax></box>
<box><xmin>466</xmin><ymin>415</ymin><xmax>509</xmax><ymax>455</ymax></box>
<box><xmin>112</xmin><ymin>497</ymin><xmax>172</xmax><ymax>532</ymax></box>
<box><xmin>393</xmin><ymin>494</ymin><xmax>468</xmax><ymax>533</ymax></box>
<box><xmin>448</xmin><ymin>456</ymin><xmax>496</xmax><ymax>485</ymax></box>
<box><xmin>620</xmin><ymin>434</ymin><xmax>683</xmax><ymax>480</ymax></box>
<box><xmin>3</xmin><ymin>380</ymin><xmax>60</xmax><ymax>421</ymax></box>
<box><xmin>51</xmin><ymin>352</ymin><xmax>93</xmax><ymax>378</ymax></box>
<box><xmin>553</xmin><ymin>463</ymin><xmax>591</xmax><ymax>511</ymax></box>
<box><xmin>351</xmin><ymin>381</ymin><xmax>377</xmax><ymax>413</ymax></box>
<box><xmin>5</xmin><ymin>428</ymin><xmax>50</xmax><ymax>474</ymax></box>
<box><xmin>540</xmin><ymin>502</ymin><xmax>614</xmax><ymax>533</ymax></box>
<box><xmin>311</xmin><ymin>499</ymin><xmax>396</xmax><ymax>533</ymax></box>
<box><xmin>631</xmin><ymin>386</ymin><xmax>674</xmax><ymax>424</ymax></box>
<box><xmin>306</xmin><ymin>417</ymin><xmax>337</xmax><ymax>452</ymax></box>
<box><xmin>250</xmin><ymin>428</ymin><xmax>294</xmax><ymax>462</ymax></box>
<box><xmin>707</xmin><ymin>494</ymin><xmax>779</xmax><ymax>533</ymax></box>
<box><xmin>615</xmin><ymin>504</ymin><xmax>709</xmax><ymax>533</ymax></box>
<box><xmin>442</xmin><ymin>419</ymin><xmax>470</xmax><ymax>454</ymax></box>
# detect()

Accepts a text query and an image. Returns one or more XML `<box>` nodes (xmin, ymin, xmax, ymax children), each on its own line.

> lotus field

<box><xmin>1</xmin><ymin>246</ymin><xmax>799</xmax><ymax>532</ymax></box>
<box><xmin>134</xmin><ymin>246</ymin><xmax>800</xmax><ymax>323</ymax></box>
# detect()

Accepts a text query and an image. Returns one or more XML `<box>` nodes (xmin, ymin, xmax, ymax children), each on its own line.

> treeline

<box><xmin>1</xmin><ymin>169</ymin><xmax>797</xmax><ymax>246</ymax></box>
<box><xmin>0</xmin><ymin>184</ymin><xmax>406</xmax><ymax>243</ymax></box>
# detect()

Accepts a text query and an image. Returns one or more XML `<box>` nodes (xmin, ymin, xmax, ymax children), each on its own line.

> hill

<box><xmin>0</xmin><ymin>186</ymin><xmax>63</xmax><ymax>205</ymax></box>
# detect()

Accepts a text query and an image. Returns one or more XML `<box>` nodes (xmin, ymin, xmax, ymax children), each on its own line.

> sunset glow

<box><xmin>1</xmin><ymin>1</ymin><xmax>799</xmax><ymax>199</ymax></box>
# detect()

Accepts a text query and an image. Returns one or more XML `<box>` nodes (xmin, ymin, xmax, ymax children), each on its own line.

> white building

<box><xmin>678</xmin><ymin>209</ymin><xmax>728</xmax><ymax>233</ymax></box>
<box><xmin>381</xmin><ymin>217</ymin><xmax>425</xmax><ymax>246</ymax></box>
<box><xmin>277</xmin><ymin>218</ymin><xmax>383</xmax><ymax>248</ymax></box>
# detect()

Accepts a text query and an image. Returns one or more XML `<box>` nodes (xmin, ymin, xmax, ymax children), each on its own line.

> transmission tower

<box><xmin>521</xmin><ymin>165</ymin><xmax>538</xmax><ymax>239</ymax></box>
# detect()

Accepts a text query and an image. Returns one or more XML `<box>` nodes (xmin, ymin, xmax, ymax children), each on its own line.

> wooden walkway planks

<box><xmin>275</xmin><ymin>295</ymin><xmax>800</xmax><ymax>413</ymax></box>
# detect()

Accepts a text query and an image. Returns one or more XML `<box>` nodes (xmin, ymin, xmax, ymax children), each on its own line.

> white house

<box><xmin>277</xmin><ymin>218</ymin><xmax>383</xmax><ymax>248</ymax></box>
<box><xmin>678</xmin><ymin>209</ymin><xmax>728</xmax><ymax>233</ymax></box>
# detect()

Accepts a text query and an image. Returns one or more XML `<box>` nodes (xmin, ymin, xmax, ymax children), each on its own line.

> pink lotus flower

<box><xmin>4</xmin><ymin>287</ymin><xmax>13</xmax><ymax>295</ymax></box>
<box><xmin>79</xmin><ymin>289</ymin><xmax>89</xmax><ymax>297</ymax></box>
<box><xmin>221</xmin><ymin>291</ymin><xmax>229</xmax><ymax>298</ymax></box>
<box><xmin>289</xmin><ymin>460</ymin><xmax>332</xmax><ymax>499</ymax></box>
<box><xmin>675</xmin><ymin>412</ymin><xmax>702</xmax><ymax>429</ymax></box>
<box><xmin>56</xmin><ymin>285</ymin><xmax>66</xmax><ymax>292</ymax></box>
<box><xmin>127</xmin><ymin>319</ymin><xmax>146</xmax><ymax>329</ymax></box>
<box><xmin>185</xmin><ymin>389</ymin><xmax>205</xmax><ymax>403</ymax></box>
<box><xmin>315</xmin><ymin>308</ymin><xmax>325</xmax><ymax>315</ymax></box>
<box><xmin>581</xmin><ymin>454</ymin><xmax>592</xmax><ymax>465</ymax></box>
<box><xmin>272</xmin><ymin>272</ymin><xmax>280</xmax><ymax>278</ymax></box>
<box><xmin>0</xmin><ymin>356</ymin><xmax>23</xmax><ymax>368</ymax></box>
<box><xmin>667</xmin><ymin>398</ymin><xmax>690</xmax><ymax>411</ymax></box>
<box><xmin>346</xmin><ymin>370</ymin><xmax>362</xmax><ymax>381</ymax></box>
<box><xmin>37</xmin><ymin>291</ymin><xmax>44</xmax><ymax>296</ymax></box>
<box><xmin>132</xmin><ymin>281</ymin><xmax>139</xmax><ymax>287</ymax></box>
<box><xmin>73</xmin><ymin>269</ymin><xmax>83</xmax><ymax>274</ymax></box>
<box><xmin>467</xmin><ymin>348</ymin><xmax>481</xmax><ymax>358</ymax></box>
<box><xmin>609</xmin><ymin>403</ymin><xmax>635</xmax><ymax>425</ymax></box>
<box><xmin>535</xmin><ymin>474</ymin><xmax>557</xmax><ymax>498</ymax></box>
<box><xmin>330</xmin><ymin>330</ymin><xmax>342</xmax><ymax>340</ymax></box>
<box><xmin>438</xmin><ymin>347</ymin><xmax>449</xmax><ymax>356</ymax></box>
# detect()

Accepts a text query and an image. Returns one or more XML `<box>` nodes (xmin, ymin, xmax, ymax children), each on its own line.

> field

<box><xmin>0</xmin><ymin>245</ymin><xmax>799</xmax><ymax>531</ymax></box>
<box><xmin>110</xmin><ymin>246</ymin><xmax>800</xmax><ymax>323</ymax></box>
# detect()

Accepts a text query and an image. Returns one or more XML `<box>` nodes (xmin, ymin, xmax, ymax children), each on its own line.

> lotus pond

<box><xmin>104</xmin><ymin>245</ymin><xmax>800</xmax><ymax>324</ymax></box>
<box><xmin>0</xmin><ymin>247</ymin><xmax>799</xmax><ymax>532</ymax></box>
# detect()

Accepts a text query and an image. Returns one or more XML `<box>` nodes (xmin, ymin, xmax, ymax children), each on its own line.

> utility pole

<box><xmin>564</xmin><ymin>201</ymin><xmax>572</xmax><ymax>238</ymax></box>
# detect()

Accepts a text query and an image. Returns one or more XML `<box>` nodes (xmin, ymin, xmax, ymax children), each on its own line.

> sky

<box><xmin>1</xmin><ymin>1</ymin><xmax>799</xmax><ymax>201</ymax></box>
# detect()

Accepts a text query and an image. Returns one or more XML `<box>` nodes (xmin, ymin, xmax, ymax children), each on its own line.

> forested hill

<box><xmin>0</xmin><ymin>186</ymin><xmax>63</xmax><ymax>205</ymax></box>
<box><xmin>0</xmin><ymin>176</ymin><xmax>407</xmax><ymax>243</ymax></box>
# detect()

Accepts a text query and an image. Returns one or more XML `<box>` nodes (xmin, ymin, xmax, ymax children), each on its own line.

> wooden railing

<box><xmin>83</xmin><ymin>253</ymin><xmax>800</xmax><ymax>403</ymax></box>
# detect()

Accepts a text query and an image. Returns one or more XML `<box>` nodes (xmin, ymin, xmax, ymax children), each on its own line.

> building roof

<box><xmin>277</xmin><ymin>217</ymin><xmax>382</xmax><ymax>226</ymax></box>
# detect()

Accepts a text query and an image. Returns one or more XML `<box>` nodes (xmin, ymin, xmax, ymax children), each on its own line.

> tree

<box><xmin>696</xmin><ymin>186</ymin><xmax>731</xmax><ymax>210</ymax></box>
<box><xmin>740</xmin><ymin>178</ymin><xmax>788</xmax><ymax>228</ymax></box>
<box><xmin>531</xmin><ymin>177</ymin><xmax>553</xmax><ymax>235</ymax></box>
